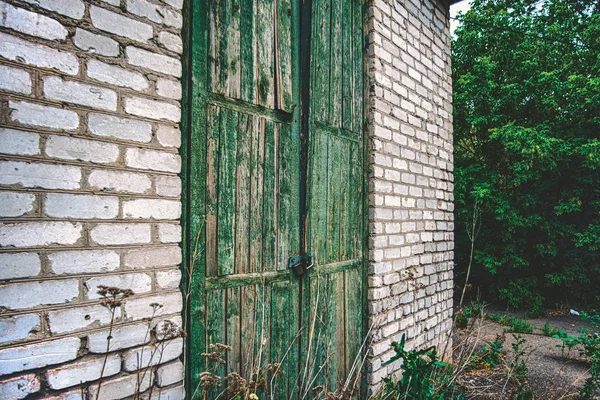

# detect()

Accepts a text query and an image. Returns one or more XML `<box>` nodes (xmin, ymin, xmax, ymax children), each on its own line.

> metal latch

<box><xmin>288</xmin><ymin>255</ymin><xmax>314</xmax><ymax>277</ymax></box>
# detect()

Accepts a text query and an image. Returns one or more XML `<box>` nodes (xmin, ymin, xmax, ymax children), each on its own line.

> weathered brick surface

<box><xmin>366</xmin><ymin>0</ymin><xmax>454</xmax><ymax>391</ymax></box>
<box><xmin>0</xmin><ymin>0</ymin><xmax>184</xmax><ymax>397</ymax></box>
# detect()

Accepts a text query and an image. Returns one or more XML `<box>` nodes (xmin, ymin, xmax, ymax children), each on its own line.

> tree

<box><xmin>452</xmin><ymin>0</ymin><xmax>600</xmax><ymax>313</ymax></box>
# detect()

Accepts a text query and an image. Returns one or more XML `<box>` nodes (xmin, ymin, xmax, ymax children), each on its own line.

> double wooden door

<box><xmin>186</xmin><ymin>0</ymin><xmax>365</xmax><ymax>397</ymax></box>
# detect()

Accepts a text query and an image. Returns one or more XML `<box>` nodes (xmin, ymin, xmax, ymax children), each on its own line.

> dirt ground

<box><xmin>455</xmin><ymin>308</ymin><xmax>598</xmax><ymax>399</ymax></box>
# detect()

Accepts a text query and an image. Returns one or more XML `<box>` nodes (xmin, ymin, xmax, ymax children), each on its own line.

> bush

<box><xmin>453</xmin><ymin>0</ymin><xmax>600</xmax><ymax>311</ymax></box>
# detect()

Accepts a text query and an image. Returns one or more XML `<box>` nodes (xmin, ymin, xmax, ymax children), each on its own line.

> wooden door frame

<box><xmin>180</xmin><ymin>0</ymin><xmax>369</xmax><ymax>396</ymax></box>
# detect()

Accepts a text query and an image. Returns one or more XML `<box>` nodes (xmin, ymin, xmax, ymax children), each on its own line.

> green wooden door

<box><xmin>186</xmin><ymin>0</ymin><xmax>364</xmax><ymax>397</ymax></box>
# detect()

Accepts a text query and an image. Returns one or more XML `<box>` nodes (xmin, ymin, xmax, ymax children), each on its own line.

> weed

<box><xmin>488</xmin><ymin>314</ymin><xmax>534</xmax><ymax>334</ymax></box>
<box><xmin>374</xmin><ymin>333</ymin><xmax>465</xmax><ymax>399</ymax></box>
<box><xmin>508</xmin><ymin>334</ymin><xmax>533</xmax><ymax>399</ymax></box>
<box><xmin>541</xmin><ymin>321</ymin><xmax>560</xmax><ymax>337</ymax></box>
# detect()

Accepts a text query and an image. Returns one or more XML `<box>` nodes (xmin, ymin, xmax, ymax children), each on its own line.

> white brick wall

<box><xmin>0</xmin><ymin>0</ymin><xmax>184</xmax><ymax>398</ymax></box>
<box><xmin>366</xmin><ymin>0</ymin><xmax>454</xmax><ymax>392</ymax></box>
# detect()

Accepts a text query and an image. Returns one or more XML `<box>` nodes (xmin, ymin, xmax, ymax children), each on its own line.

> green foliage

<box><xmin>489</xmin><ymin>314</ymin><xmax>534</xmax><ymax>334</ymax></box>
<box><xmin>454</xmin><ymin>301</ymin><xmax>487</xmax><ymax>328</ymax></box>
<box><xmin>378</xmin><ymin>334</ymin><xmax>464</xmax><ymax>399</ymax></box>
<box><xmin>541</xmin><ymin>321</ymin><xmax>560</xmax><ymax>337</ymax></box>
<box><xmin>477</xmin><ymin>337</ymin><xmax>504</xmax><ymax>368</ymax></box>
<box><xmin>453</xmin><ymin>0</ymin><xmax>600</xmax><ymax>310</ymax></box>
<box><xmin>510</xmin><ymin>334</ymin><xmax>534</xmax><ymax>399</ymax></box>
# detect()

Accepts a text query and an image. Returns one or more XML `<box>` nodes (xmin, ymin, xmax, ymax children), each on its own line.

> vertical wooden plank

<box><xmin>240</xmin><ymin>0</ymin><xmax>256</xmax><ymax>102</ymax></box>
<box><xmin>227</xmin><ymin>0</ymin><xmax>242</xmax><ymax>98</ymax></box>
<box><xmin>341</xmin><ymin>0</ymin><xmax>353</xmax><ymax>131</ymax></box>
<box><xmin>339</xmin><ymin>141</ymin><xmax>350</xmax><ymax>261</ymax></box>
<box><xmin>208</xmin><ymin>0</ymin><xmax>228</xmax><ymax>94</ymax></box>
<box><xmin>235</xmin><ymin>114</ymin><xmax>252</xmax><ymax>274</ymax></box>
<box><xmin>217</xmin><ymin>108</ymin><xmax>238</xmax><ymax>276</ymax></box>
<box><xmin>307</xmin><ymin>274</ymin><xmax>329</xmax><ymax>395</ymax></box>
<box><xmin>311</xmin><ymin>0</ymin><xmax>331</xmax><ymax>122</ymax></box>
<box><xmin>240</xmin><ymin>285</ymin><xmax>258</xmax><ymax>379</ymax></box>
<box><xmin>351</xmin><ymin>0</ymin><xmax>363</xmax><ymax>133</ymax></box>
<box><xmin>277</xmin><ymin>122</ymin><xmax>299</xmax><ymax>270</ymax></box>
<box><xmin>249</xmin><ymin>117</ymin><xmax>264</xmax><ymax>273</ymax></box>
<box><xmin>270</xmin><ymin>281</ymin><xmax>290</xmax><ymax>397</ymax></box>
<box><xmin>333</xmin><ymin>273</ymin><xmax>346</xmax><ymax>386</ymax></box>
<box><xmin>256</xmin><ymin>0</ymin><xmax>274</xmax><ymax>107</ymax></box>
<box><xmin>330</xmin><ymin>0</ymin><xmax>343</xmax><ymax>128</ymax></box>
<box><xmin>262</xmin><ymin>120</ymin><xmax>277</xmax><ymax>272</ymax></box>
<box><xmin>350</xmin><ymin>142</ymin><xmax>362</xmax><ymax>259</ymax></box>
<box><xmin>254</xmin><ymin>283</ymin><xmax>271</xmax><ymax>386</ymax></box>
<box><xmin>276</xmin><ymin>0</ymin><xmax>293</xmax><ymax>111</ymax></box>
<box><xmin>227</xmin><ymin>287</ymin><xmax>242</xmax><ymax>375</ymax></box>
<box><xmin>345</xmin><ymin>267</ymin><xmax>362</xmax><ymax>387</ymax></box>
<box><xmin>206</xmin><ymin>289</ymin><xmax>226</xmax><ymax>398</ymax></box>
<box><xmin>205</xmin><ymin>105</ymin><xmax>221</xmax><ymax>277</ymax></box>
<box><xmin>311</xmin><ymin>128</ymin><xmax>329</xmax><ymax>265</ymax></box>
<box><xmin>326</xmin><ymin>135</ymin><xmax>341</xmax><ymax>264</ymax></box>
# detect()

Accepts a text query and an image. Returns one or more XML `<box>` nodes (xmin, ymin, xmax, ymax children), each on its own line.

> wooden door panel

<box><xmin>208</xmin><ymin>0</ymin><xmax>294</xmax><ymax>111</ymax></box>
<box><xmin>306</xmin><ymin>0</ymin><xmax>364</xmax><ymax>395</ymax></box>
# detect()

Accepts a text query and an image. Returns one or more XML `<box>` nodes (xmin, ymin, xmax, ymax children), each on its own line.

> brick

<box><xmin>0</xmin><ymin>2</ymin><xmax>68</xmax><ymax>40</ymax></box>
<box><xmin>47</xmin><ymin>355</ymin><xmax>121</xmax><ymax>389</ymax></box>
<box><xmin>88</xmin><ymin>371</ymin><xmax>153</xmax><ymax>400</ymax></box>
<box><xmin>0</xmin><ymin>191</ymin><xmax>36</xmax><ymax>218</ymax></box>
<box><xmin>150</xmin><ymin>385</ymin><xmax>184</xmax><ymax>400</ymax></box>
<box><xmin>73</xmin><ymin>28</ymin><xmax>119</xmax><ymax>57</ymax></box>
<box><xmin>156</xmin><ymin>124</ymin><xmax>181</xmax><ymax>147</ymax></box>
<box><xmin>125</xmin><ymin>148</ymin><xmax>181</xmax><ymax>172</ymax></box>
<box><xmin>156</xmin><ymin>361</ymin><xmax>184</xmax><ymax>387</ymax></box>
<box><xmin>124</xmin><ymin>292</ymin><xmax>182</xmax><ymax>321</ymax></box>
<box><xmin>0</xmin><ymin>128</ymin><xmax>39</xmax><ymax>156</ymax></box>
<box><xmin>0</xmin><ymin>33</ymin><xmax>78</xmax><ymax>75</ymax></box>
<box><xmin>40</xmin><ymin>389</ymin><xmax>83</xmax><ymax>400</ymax></box>
<box><xmin>0</xmin><ymin>64</ymin><xmax>31</xmax><ymax>94</ymax></box>
<box><xmin>126</xmin><ymin>0</ymin><xmax>182</xmax><ymax>28</ymax></box>
<box><xmin>88</xmin><ymin>169</ymin><xmax>152</xmax><ymax>194</ymax></box>
<box><xmin>87</xmin><ymin>322</ymin><xmax>150</xmax><ymax>352</ymax></box>
<box><xmin>48</xmin><ymin>249</ymin><xmax>120</xmax><ymax>274</ymax></box>
<box><xmin>85</xmin><ymin>273</ymin><xmax>152</xmax><ymax>299</ymax></box>
<box><xmin>162</xmin><ymin>0</ymin><xmax>183</xmax><ymax>10</ymax></box>
<box><xmin>90</xmin><ymin>223</ymin><xmax>152</xmax><ymax>245</ymax></box>
<box><xmin>123</xmin><ymin>337</ymin><xmax>182</xmax><ymax>371</ymax></box>
<box><xmin>0</xmin><ymin>252</ymin><xmax>40</xmax><ymax>279</ymax></box>
<box><xmin>45</xmin><ymin>193</ymin><xmax>119</xmax><ymax>219</ymax></box>
<box><xmin>0</xmin><ymin>314</ymin><xmax>40</xmax><ymax>344</ymax></box>
<box><xmin>43</xmin><ymin>76</ymin><xmax>117</xmax><ymax>112</ymax></box>
<box><xmin>157</xmin><ymin>224</ymin><xmax>181</xmax><ymax>243</ymax></box>
<box><xmin>0</xmin><ymin>221</ymin><xmax>82</xmax><ymax>247</ymax></box>
<box><xmin>46</xmin><ymin>135</ymin><xmax>119</xmax><ymax>164</ymax></box>
<box><xmin>22</xmin><ymin>0</ymin><xmax>85</xmax><ymax>19</ymax></box>
<box><xmin>158</xmin><ymin>31</ymin><xmax>183</xmax><ymax>53</ymax></box>
<box><xmin>124</xmin><ymin>96</ymin><xmax>181</xmax><ymax>122</ymax></box>
<box><xmin>0</xmin><ymin>337</ymin><xmax>80</xmax><ymax>374</ymax></box>
<box><xmin>48</xmin><ymin>304</ymin><xmax>121</xmax><ymax>334</ymax></box>
<box><xmin>90</xmin><ymin>5</ymin><xmax>153</xmax><ymax>43</ymax></box>
<box><xmin>126</xmin><ymin>46</ymin><xmax>181</xmax><ymax>77</ymax></box>
<box><xmin>0</xmin><ymin>279</ymin><xmax>79</xmax><ymax>310</ymax></box>
<box><xmin>0</xmin><ymin>374</ymin><xmax>40</xmax><ymax>399</ymax></box>
<box><xmin>87</xmin><ymin>59</ymin><xmax>149</xmax><ymax>91</ymax></box>
<box><xmin>157</xmin><ymin>172</ymin><xmax>181</xmax><ymax>197</ymax></box>
<box><xmin>88</xmin><ymin>113</ymin><xmax>152</xmax><ymax>143</ymax></box>
<box><xmin>156</xmin><ymin>269</ymin><xmax>181</xmax><ymax>289</ymax></box>
<box><xmin>9</xmin><ymin>100</ymin><xmax>79</xmax><ymax>130</ymax></box>
<box><xmin>124</xmin><ymin>246</ymin><xmax>182</xmax><ymax>269</ymax></box>
<box><xmin>156</xmin><ymin>78</ymin><xmax>182</xmax><ymax>100</ymax></box>
<box><xmin>122</xmin><ymin>198</ymin><xmax>181</xmax><ymax>219</ymax></box>
<box><xmin>0</xmin><ymin>161</ymin><xmax>81</xmax><ymax>190</ymax></box>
